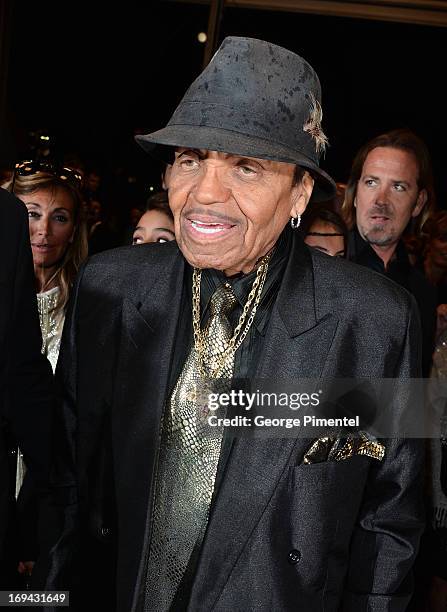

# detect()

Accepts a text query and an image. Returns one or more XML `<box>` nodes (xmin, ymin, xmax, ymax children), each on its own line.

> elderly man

<box><xmin>341</xmin><ymin>129</ymin><xmax>437</xmax><ymax>375</ymax></box>
<box><xmin>43</xmin><ymin>38</ymin><xmax>423</xmax><ymax>611</ymax></box>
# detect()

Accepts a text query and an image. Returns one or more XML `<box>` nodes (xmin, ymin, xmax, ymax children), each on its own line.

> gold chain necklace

<box><xmin>192</xmin><ymin>252</ymin><xmax>272</xmax><ymax>378</ymax></box>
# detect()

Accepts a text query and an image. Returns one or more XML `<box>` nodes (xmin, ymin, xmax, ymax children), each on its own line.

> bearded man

<box><xmin>342</xmin><ymin>129</ymin><xmax>437</xmax><ymax>375</ymax></box>
<box><xmin>42</xmin><ymin>38</ymin><xmax>424</xmax><ymax>612</ymax></box>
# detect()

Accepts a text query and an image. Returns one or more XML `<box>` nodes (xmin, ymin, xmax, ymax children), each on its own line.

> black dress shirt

<box><xmin>347</xmin><ymin>226</ymin><xmax>436</xmax><ymax>376</ymax></box>
<box><xmin>165</xmin><ymin>228</ymin><xmax>290</xmax><ymax>610</ymax></box>
<box><xmin>169</xmin><ymin>228</ymin><xmax>290</xmax><ymax>390</ymax></box>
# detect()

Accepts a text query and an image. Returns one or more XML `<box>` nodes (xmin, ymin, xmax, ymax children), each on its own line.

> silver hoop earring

<box><xmin>290</xmin><ymin>214</ymin><xmax>301</xmax><ymax>230</ymax></box>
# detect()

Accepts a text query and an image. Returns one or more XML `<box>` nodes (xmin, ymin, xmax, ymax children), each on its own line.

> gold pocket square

<box><xmin>302</xmin><ymin>431</ymin><xmax>385</xmax><ymax>465</ymax></box>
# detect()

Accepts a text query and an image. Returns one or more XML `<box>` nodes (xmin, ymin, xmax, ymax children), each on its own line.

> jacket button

<box><xmin>100</xmin><ymin>526</ymin><xmax>111</xmax><ymax>538</ymax></box>
<box><xmin>288</xmin><ymin>549</ymin><xmax>301</xmax><ymax>565</ymax></box>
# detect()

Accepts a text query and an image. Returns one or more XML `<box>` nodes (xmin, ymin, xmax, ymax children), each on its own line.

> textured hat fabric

<box><xmin>136</xmin><ymin>36</ymin><xmax>336</xmax><ymax>201</ymax></box>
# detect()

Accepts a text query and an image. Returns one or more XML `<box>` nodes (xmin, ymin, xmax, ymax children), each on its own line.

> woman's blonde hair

<box><xmin>11</xmin><ymin>168</ymin><xmax>88</xmax><ymax>309</ymax></box>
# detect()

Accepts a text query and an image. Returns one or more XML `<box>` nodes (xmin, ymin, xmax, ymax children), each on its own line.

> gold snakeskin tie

<box><xmin>144</xmin><ymin>283</ymin><xmax>237</xmax><ymax>611</ymax></box>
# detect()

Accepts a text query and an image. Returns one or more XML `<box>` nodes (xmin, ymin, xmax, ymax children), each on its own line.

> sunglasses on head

<box><xmin>12</xmin><ymin>160</ymin><xmax>83</xmax><ymax>192</ymax></box>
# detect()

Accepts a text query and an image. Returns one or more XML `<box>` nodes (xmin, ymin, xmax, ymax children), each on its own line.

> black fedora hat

<box><xmin>136</xmin><ymin>36</ymin><xmax>336</xmax><ymax>201</ymax></box>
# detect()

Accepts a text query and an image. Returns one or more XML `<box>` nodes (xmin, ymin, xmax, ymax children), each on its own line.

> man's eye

<box><xmin>157</xmin><ymin>237</ymin><xmax>168</xmax><ymax>243</ymax></box>
<box><xmin>179</xmin><ymin>158</ymin><xmax>199</xmax><ymax>169</ymax></box>
<box><xmin>394</xmin><ymin>184</ymin><xmax>405</xmax><ymax>192</ymax></box>
<box><xmin>365</xmin><ymin>179</ymin><xmax>376</xmax><ymax>187</ymax></box>
<box><xmin>132</xmin><ymin>235</ymin><xmax>143</xmax><ymax>244</ymax></box>
<box><xmin>238</xmin><ymin>165</ymin><xmax>257</xmax><ymax>176</ymax></box>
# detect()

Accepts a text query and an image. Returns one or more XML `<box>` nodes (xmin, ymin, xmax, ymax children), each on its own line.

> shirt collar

<box><xmin>199</xmin><ymin>228</ymin><xmax>290</xmax><ymax>335</ymax></box>
<box><xmin>349</xmin><ymin>225</ymin><xmax>409</xmax><ymax>272</ymax></box>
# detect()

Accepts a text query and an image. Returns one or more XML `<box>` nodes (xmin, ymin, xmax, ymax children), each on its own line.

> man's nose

<box><xmin>375</xmin><ymin>184</ymin><xmax>391</xmax><ymax>205</ymax></box>
<box><xmin>193</xmin><ymin>165</ymin><xmax>230</xmax><ymax>205</ymax></box>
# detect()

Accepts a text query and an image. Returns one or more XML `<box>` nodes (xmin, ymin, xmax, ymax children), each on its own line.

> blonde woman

<box><xmin>9</xmin><ymin>161</ymin><xmax>87</xmax><ymax>581</ymax></box>
<box><xmin>11</xmin><ymin>160</ymin><xmax>88</xmax><ymax>372</ymax></box>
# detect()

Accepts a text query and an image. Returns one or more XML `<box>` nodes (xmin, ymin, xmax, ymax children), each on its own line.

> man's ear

<box><xmin>162</xmin><ymin>165</ymin><xmax>172</xmax><ymax>190</ymax></box>
<box><xmin>289</xmin><ymin>170</ymin><xmax>314</xmax><ymax>218</ymax></box>
<box><xmin>412</xmin><ymin>189</ymin><xmax>427</xmax><ymax>218</ymax></box>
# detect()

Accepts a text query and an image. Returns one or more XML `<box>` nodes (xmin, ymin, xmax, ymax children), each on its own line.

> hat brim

<box><xmin>136</xmin><ymin>125</ymin><xmax>336</xmax><ymax>202</ymax></box>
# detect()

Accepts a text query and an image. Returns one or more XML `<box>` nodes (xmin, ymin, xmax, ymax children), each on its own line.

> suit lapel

<box><xmin>111</xmin><ymin>247</ymin><xmax>186</xmax><ymax>611</ymax></box>
<box><xmin>189</xmin><ymin>236</ymin><xmax>340</xmax><ymax>610</ymax></box>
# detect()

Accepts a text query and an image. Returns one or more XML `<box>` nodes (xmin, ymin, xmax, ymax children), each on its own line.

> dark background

<box><xmin>4</xmin><ymin>0</ymin><xmax>446</xmax><ymax>202</ymax></box>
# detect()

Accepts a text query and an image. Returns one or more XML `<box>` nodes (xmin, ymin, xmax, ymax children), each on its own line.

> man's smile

<box><xmin>184</xmin><ymin>214</ymin><xmax>237</xmax><ymax>240</ymax></box>
<box><xmin>191</xmin><ymin>219</ymin><xmax>232</xmax><ymax>234</ymax></box>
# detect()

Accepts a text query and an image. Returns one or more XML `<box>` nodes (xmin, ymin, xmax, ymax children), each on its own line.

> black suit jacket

<box><xmin>346</xmin><ymin>227</ymin><xmax>436</xmax><ymax>377</ymax></box>
<box><xmin>44</xmin><ymin>234</ymin><xmax>424</xmax><ymax>611</ymax></box>
<box><xmin>0</xmin><ymin>188</ymin><xmax>54</xmax><ymax>585</ymax></box>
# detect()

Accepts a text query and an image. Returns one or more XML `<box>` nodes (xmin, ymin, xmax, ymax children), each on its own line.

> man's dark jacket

<box><xmin>346</xmin><ymin>227</ymin><xmax>436</xmax><ymax>376</ymax></box>
<box><xmin>43</xmin><ymin>234</ymin><xmax>424</xmax><ymax>611</ymax></box>
<box><xmin>0</xmin><ymin>189</ymin><xmax>54</xmax><ymax>585</ymax></box>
